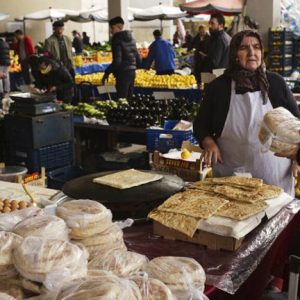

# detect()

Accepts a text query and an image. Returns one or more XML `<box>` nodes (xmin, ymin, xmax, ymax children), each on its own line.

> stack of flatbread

<box><xmin>149</xmin><ymin>176</ymin><xmax>283</xmax><ymax>237</ymax></box>
<box><xmin>142</xmin><ymin>256</ymin><xmax>206</xmax><ymax>299</ymax></box>
<box><xmin>13</xmin><ymin>236</ymin><xmax>88</xmax><ymax>290</ymax></box>
<box><xmin>259</xmin><ymin>107</ymin><xmax>300</xmax><ymax>156</ymax></box>
<box><xmin>57</xmin><ymin>200</ymin><xmax>127</xmax><ymax>259</ymax></box>
<box><xmin>0</xmin><ymin>232</ymin><xmax>23</xmax><ymax>279</ymax></box>
<box><xmin>88</xmin><ymin>249</ymin><xmax>148</xmax><ymax>277</ymax></box>
<box><xmin>13</xmin><ymin>215</ymin><xmax>69</xmax><ymax>240</ymax></box>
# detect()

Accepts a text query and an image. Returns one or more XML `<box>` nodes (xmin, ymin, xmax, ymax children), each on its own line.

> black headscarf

<box><xmin>224</xmin><ymin>30</ymin><xmax>270</xmax><ymax>103</ymax></box>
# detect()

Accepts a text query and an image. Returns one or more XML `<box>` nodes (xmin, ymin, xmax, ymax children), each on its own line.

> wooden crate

<box><xmin>153</xmin><ymin>221</ymin><xmax>244</xmax><ymax>251</ymax></box>
<box><xmin>151</xmin><ymin>141</ymin><xmax>211</xmax><ymax>182</ymax></box>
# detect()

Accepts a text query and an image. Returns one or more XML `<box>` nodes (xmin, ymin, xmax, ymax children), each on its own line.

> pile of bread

<box><xmin>259</xmin><ymin>107</ymin><xmax>300</xmax><ymax>156</ymax></box>
<box><xmin>0</xmin><ymin>199</ymin><xmax>207</xmax><ymax>300</ymax></box>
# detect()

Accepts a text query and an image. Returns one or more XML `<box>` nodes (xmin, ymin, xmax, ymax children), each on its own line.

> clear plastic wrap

<box><xmin>13</xmin><ymin>236</ymin><xmax>88</xmax><ymax>290</ymax></box>
<box><xmin>88</xmin><ymin>249</ymin><xmax>148</xmax><ymax>277</ymax></box>
<box><xmin>0</xmin><ymin>231</ymin><xmax>23</xmax><ymax>276</ymax></box>
<box><xmin>131</xmin><ymin>273</ymin><xmax>174</xmax><ymax>300</ymax></box>
<box><xmin>13</xmin><ymin>215</ymin><xmax>69</xmax><ymax>240</ymax></box>
<box><xmin>56</xmin><ymin>200</ymin><xmax>112</xmax><ymax>239</ymax></box>
<box><xmin>56</xmin><ymin>270</ymin><xmax>142</xmax><ymax>300</ymax></box>
<box><xmin>0</xmin><ymin>207</ymin><xmax>44</xmax><ymax>232</ymax></box>
<box><xmin>124</xmin><ymin>200</ymin><xmax>300</xmax><ymax>295</ymax></box>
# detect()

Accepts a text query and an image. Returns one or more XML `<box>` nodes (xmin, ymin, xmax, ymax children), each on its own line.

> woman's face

<box><xmin>237</xmin><ymin>36</ymin><xmax>262</xmax><ymax>71</ymax></box>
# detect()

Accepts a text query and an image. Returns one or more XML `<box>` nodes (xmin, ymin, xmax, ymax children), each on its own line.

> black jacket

<box><xmin>0</xmin><ymin>40</ymin><xmax>10</xmax><ymax>66</ymax></box>
<box><xmin>206</xmin><ymin>30</ymin><xmax>231</xmax><ymax>71</ymax></box>
<box><xmin>105</xmin><ymin>31</ymin><xmax>141</xmax><ymax>77</ymax></box>
<box><xmin>37</xmin><ymin>60</ymin><xmax>74</xmax><ymax>103</ymax></box>
<box><xmin>72</xmin><ymin>36</ymin><xmax>83</xmax><ymax>55</ymax></box>
<box><xmin>193</xmin><ymin>71</ymin><xmax>300</xmax><ymax>146</ymax></box>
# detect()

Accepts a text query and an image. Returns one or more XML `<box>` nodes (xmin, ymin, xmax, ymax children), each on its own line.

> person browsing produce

<box><xmin>193</xmin><ymin>30</ymin><xmax>300</xmax><ymax>195</ymax></box>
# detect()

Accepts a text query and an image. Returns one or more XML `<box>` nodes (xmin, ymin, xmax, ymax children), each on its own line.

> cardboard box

<box><xmin>151</xmin><ymin>141</ymin><xmax>211</xmax><ymax>182</ymax></box>
<box><xmin>153</xmin><ymin>221</ymin><xmax>244</xmax><ymax>251</ymax></box>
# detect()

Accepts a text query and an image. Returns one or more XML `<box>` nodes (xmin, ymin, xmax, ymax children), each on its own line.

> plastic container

<box><xmin>269</xmin><ymin>43</ymin><xmax>293</xmax><ymax>56</ymax></box>
<box><xmin>269</xmin><ymin>28</ymin><xmax>293</xmax><ymax>43</ymax></box>
<box><xmin>146</xmin><ymin>120</ymin><xmax>194</xmax><ymax>153</ymax></box>
<box><xmin>269</xmin><ymin>55</ymin><xmax>293</xmax><ymax>68</ymax></box>
<box><xmin>0</xmin><ymin>166</ymin><xmax>28</xmax><ymax>182</ymax></box>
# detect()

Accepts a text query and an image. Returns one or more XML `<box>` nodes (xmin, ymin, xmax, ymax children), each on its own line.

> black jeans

<box><xmin>20</xmin><ymin>59</ymin><xmax>31</xmax><ymax>84</ymax></box>
<box><xmin>115</xmin><ymin>69</ymin><xmax>135</xmax><ymax>100</ymax></box>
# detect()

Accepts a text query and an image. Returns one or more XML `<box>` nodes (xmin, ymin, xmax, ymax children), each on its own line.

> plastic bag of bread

<box><xmin>71</xmin><ymin>222</ymin><xmax>127</xmax><ymax>260</ymax></box>
<box><xmin>13</xmin><ymin>236</ymin><xmax>88</xmax><ymax>290</ymax></box>
<box><xmin>259</xmin><ymin>107</ymin><xmax>300</xmax><ymax>155</ymax></box>
<box><xmin>56</xmin><ymin>200</ymin><xmax>112</xmax><ymax>239</ymax></box>
<box><xmin>88</xmin><ymin>249</ymin><xmax>148</xmax><ymax>277</ymax></box>
<box><xmin>131</xmin><ymin>273</ymin><xmax>174</xmax><ymax>300</ymax></box>
<box><xmin>0</xmin><ymin>206</ymin><xmax>43</xmax><ymax>232</ymax></box>
<box><xmin>0</xmin><ymin>231</ymin><xmax>23</xmax><ymax>277</ymax></box>
<box><xmin>142</xmin><ymin>256</ymin><xmax>206</xmax><ymax>299</ymax></box>
<box><xmin>56</xmin><ymin>270</ymin><xmax>142</xmax><ymax>300</ymax></box>
<box><xmin>13</xmin><ymin>215</ymin><xmax>69</xmax><ymax>240</ymax></box>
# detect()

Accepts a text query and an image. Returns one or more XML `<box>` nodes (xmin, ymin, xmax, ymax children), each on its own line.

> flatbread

<box><xmin>215</xmin><ymin>201</ymin><xmax>267</xmax><ymax>220</ymax></box>
<box><xmin>158</xmin><ymin>190</ymin><xmax>228</xmax><ymax>219</ymax></box>
<box><xmin>148</xmin><ymin>209</ymin><xmax>201</xmax><ymax>237</ymax></box>
<box><xmin>258</xmin><ymin>184</ymin><xmax>283</xmax><ymax>200</ymax></box>
<box><xmin>213</xmin><ymin>185</ymin><xmax>262</xmax><ymax>203</ymax></box>
<box><xmin>211</xmin><ymin>176</ymin><xmax>263</xmax><ymax>188</ymax></box>
<box><xmin>93</xmin><ymin>169</ymin><xmax>163</xmax><ymax>189</ymax></box>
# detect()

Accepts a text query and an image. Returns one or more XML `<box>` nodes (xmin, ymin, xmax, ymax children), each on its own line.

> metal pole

<box><xmin>93</xmin><ymin>20</ymin><xmax>96</xmax><ymax>43</ymax></box>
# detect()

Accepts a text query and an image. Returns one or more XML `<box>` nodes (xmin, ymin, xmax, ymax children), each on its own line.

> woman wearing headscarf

<box><xmin>193</xmin><ymin>30</ymin><xmax>300</xmax><ymax>195</ymax></box>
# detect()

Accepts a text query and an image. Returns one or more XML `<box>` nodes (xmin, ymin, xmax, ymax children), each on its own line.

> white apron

<box><xmin>213</xmin><ymin>81</ymin><xmax>294</xmax><ymax>195</ymax></box>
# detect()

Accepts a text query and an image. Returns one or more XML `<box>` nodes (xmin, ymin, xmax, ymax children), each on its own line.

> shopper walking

<box><xmin>82</xmin><ymin>32</ymin><xmax>90</xmax><ymax>46</ymax></box>
<box><xmin>72</xmin><ymin>30</ymin><xmax>83</xmax><ymax>55</ymax></box>
<box><xmin>44</xmin><ymin>21</ymin><xmax>74</xmax><ymax>76</ymax></box>
<box><xmin>0</xmin><ymin>38</ymin><xmax>10</xmax><ymax>97</ymax></box>
<box><xmin>205</xmin><ymin>13</ymin><xmax>231</xmax><ymax>71</ymax></box>
<box><xmin>14</xmin><ymin>30</ymin><xmax>35</xmax><ymax>85</ymax></box>
<box><xmin>145</xmin><ymin>30</ymin><xmax>176</xmax><ymax>75</ymax></box>
<box><xmin>102</xmin><ymin>16</ymin><xmax>141</xmax><ymax>99</ymax></box>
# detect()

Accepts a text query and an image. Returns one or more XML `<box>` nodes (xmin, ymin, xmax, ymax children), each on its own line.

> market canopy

<box><xmin>15</xmin><ymin>8</ymin><xmax>79</xmax><ymax>21</ymax></box>
<box><xmin>179</xmin><ymin>0</ymin><xmax>245</xmax><ymax>14</ymax></box>
<box><xmin>133</xmin><ymin>5</ymin><xmax>187</xmax><ymax>21</ymax></box>
<box><xmin>0</xmin><ymin>13</ymin><xmax>9</xmax><ymax>21</ymax></box>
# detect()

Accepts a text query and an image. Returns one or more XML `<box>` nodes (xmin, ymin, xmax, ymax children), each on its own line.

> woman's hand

<box><xmin>202</xmin><ymin>136</ymin><xmax>222</xmax><ymax>165</ymax></box>
<box><xmin>292</xmin><ymin>160</ymin><xmax>300</xmax><ymax>188</ymax></box>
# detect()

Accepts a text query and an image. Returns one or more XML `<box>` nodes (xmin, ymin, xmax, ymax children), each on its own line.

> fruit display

<box><xmin>106</xmin><ymin>94</ymin><xmax>200</xmax><ymax>128</ymax></box>
<box><xmin>75</xmin><ymin>70</ymin><xmax>197</xmax><ymax>89</ymax></box>
<box><xmin>74</xmin><ymin>51</ymin><xmax>112</xmax><ymax>67</ymax></box>
<box><xmin>9</xmin><ymin>50</ymin><xmax>21</xmax><ymax>73</ymax></box>
<box><xmin>181</xmin><ymin>148</ymin><xmax>191</xmax><ymax>160</ymax></box>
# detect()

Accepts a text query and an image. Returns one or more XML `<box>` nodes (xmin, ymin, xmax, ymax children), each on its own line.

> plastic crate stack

<box><xmin>268</xmin><ymin>28</ymin><xmax>294</xmax><ymax>76</ymax></box>
<box><xmin>294</xmin><ymin>38</ymin><xmax>300</xmax><ymax>70</ymax></box>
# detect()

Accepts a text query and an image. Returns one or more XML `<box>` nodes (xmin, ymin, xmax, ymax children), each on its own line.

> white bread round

<box><xmin>131</xmin><ymin>275</ymin><xmax>174</xmax><ymax>300</ymax></box>
<box><xmin>142</xmin><ymin>256</ymin><xmax>206</xmax><ymax>287</ymax></box>
<box><xmin>56</xmin><ymin>200</ymin><xmax>112</xmax><ymax>239</ymax></box>
<box><xmin>0</xmin><ymin>232</ymin><xmax>23</xmax><ymax>272</ymax></box>
<box><xmin>13</xmin><ymin>215</ymin><xmax>69</xmax><ymax>240</ymax></box>
<box><xmin>58</xmin><ymin>270</ymin><xmax>142</xmax><ymax>300</ymax></box>
<box><xmin>75</xmin><ymin>223</ymin><xmax>123</xmax><ymax>247</ymax></box>
<box><xmin>13</xmin><ymin>236</ymin><xmax>88</xmax><ymax>284</ymax></box>
<box><xmin>88</xmin><ymin>249</ymin><xmax>148</xmax><ymax>277</ymax></box>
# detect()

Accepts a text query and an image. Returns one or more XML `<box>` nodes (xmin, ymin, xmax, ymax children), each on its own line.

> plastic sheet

<box><xmin>0</xmin><ymin>207</ymin><xmax>44</xmax><ymax>232</ymax></box>
<box><xmin>124</xmin><ymin>200</ymin><xmax>300</xmax><ymax>295</ymax></box>
<box><xmin>56</xmin><ymin>270</ymin><xmax>142</xmax><ymax>300</ymax></box>
<box><xmin>88</xmin><ymin>249</ymin><xmax>148</xmax><ymax>277</ymax></box>
<box><xmin>13</xmin><ymin>236</ymin><xmax>88</xmax><ymax>290</ymax></box>
<box><xmin>56</xmin><ymin>200</ymin><xmax>112</xmax><ymax>239</ymax></box>
<box><xmin>13</xmin><ymin>215</ymin><xmax>69</xmax><ymax>240</ymax></box>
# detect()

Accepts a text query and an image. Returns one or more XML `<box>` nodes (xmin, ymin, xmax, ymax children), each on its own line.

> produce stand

<box><xmin>124</xmin><ymin>201</ymin><xmax>300</xmax><ymax>299</ymax></box>
<box><xmin>75</xmin><ymin>63</ymin><xmax>110</xmax><ymax>75</ymax></box>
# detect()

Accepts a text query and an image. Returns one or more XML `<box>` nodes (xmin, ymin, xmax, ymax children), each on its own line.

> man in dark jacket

<box><xmin>145</xmin><ymin>30</ymin><xmax>176</xmax><ymax>75</ymax></box>
<box><xmin>0</xmin><ymin>38</ymin><xmax>11</xmax><ymax>97</ymax></box>
<box><xmin>72</xmin><ymin>30</ymin><xmax>83</xmax><ymax>55</ymax></box>
<box><xmin>205</xmin><ymin>13</ymin><xmax>231</xmax><ymax>71</ymax></box>
<box><xmin>102</xmin><ymin>16</ymin><xmax>141</xmax><ymax>99</ymax></box>
<box><xmin>36</xmin><ymin>57</ymin><xmax>74</xmax><ymax>103</ymax></box>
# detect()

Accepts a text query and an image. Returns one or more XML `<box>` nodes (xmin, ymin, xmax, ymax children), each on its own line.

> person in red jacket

<box><xmin>14</xmin><ymin>30</ymin><xmax>35</xmax><ymax>85</ymax></box>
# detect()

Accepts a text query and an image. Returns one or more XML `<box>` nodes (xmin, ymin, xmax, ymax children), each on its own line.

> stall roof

<box><xmin>179</xmin><ymin>0</ymin><xmax>244</xmax><ymax>14</ymax></box>
<box><xmin>16</xmin><ymin>8</ymin><xmax>79</xmax><ymax>21</ymax></box>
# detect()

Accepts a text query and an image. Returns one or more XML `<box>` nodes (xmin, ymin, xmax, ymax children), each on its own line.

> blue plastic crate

<box><xmin>269</xmin><ymin>43</ymin><xmax>293</xmax><ymax>55</ymax></box>
<box><xmin>146</xmin><ymin>121</ymin><xmax>194</xmax><ymax>153</ymax></box>
<box><xmin>269</xmin><ymin>55</ymin><xmax>293</xmax><ymax>68</ymax></box>
<box><xmin>269</xmin><ymin>29</ymin><xmax>293</xmax><ymax>43</ymax></box>
<box><xmin>7</xmin><ymin>142</ymin><xmax>74</xmax><ymax>173</ymax></box>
